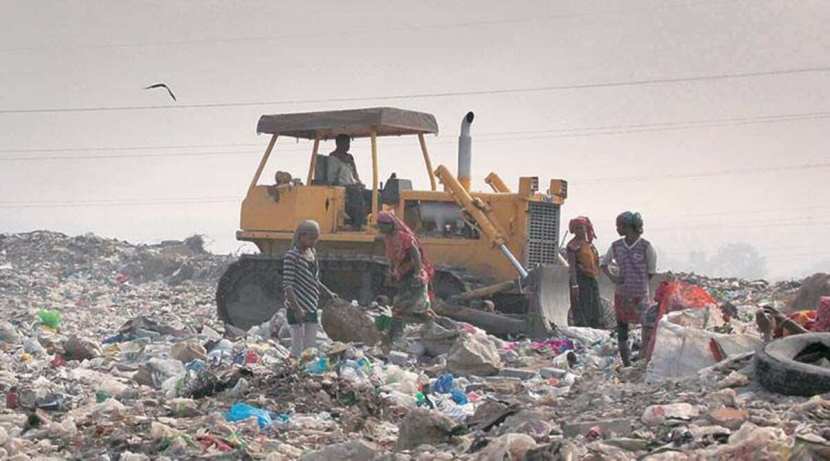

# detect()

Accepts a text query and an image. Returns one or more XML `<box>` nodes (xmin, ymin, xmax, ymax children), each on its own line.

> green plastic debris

<box><xmin>38</xmin><ymin>310</ymin><xmax>61</xmax><ymax>329</ymax></box>
<box><xmin>374</xmin><ymin>315</ymin><xmax>392</xmax><ymax>331</ymax></box>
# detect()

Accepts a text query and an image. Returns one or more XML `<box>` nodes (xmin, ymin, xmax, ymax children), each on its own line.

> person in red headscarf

<box><xmin>376</xmin><ymin>211</ymin><xmax>435</xmax><ymax>348</ymax></box>
<box><xmin>756</xmin><ymin>296</ymin><xmax>830</xmax><ymax>341</ymax></box>
<box><xmin>566</xmin><ymin>216</ymin><xmax>602</xmax><ymax>328</ymax></box>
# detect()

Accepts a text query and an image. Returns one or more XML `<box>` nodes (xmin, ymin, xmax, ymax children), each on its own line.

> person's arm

<box><xmin>600</xmin><ymin>245</ymin><xmax>620</xmax><ymax>284</ymax></box>
<box><xmin>646</xmin><ymin>242</ymin><xmax>657</xmax><ymax>280</ymax></box>
<box><xmin>408</xmin><ymin>245</ymin><xmax>422</xmax><ymax>275</ymax></box>
<box><xmin>348</xmin><ymin>154</ymin><xmax>361</xmax><ymax>182</ymax></box>
<box><xmin>567</xmin><ymin>248</ymin><xmax>579</xmax><ymax>304</ymax></box>
<box><xmin>318</xmin><ymin>280</ymin><xmax>340</xmax><ymax>303</ymax></box>
<box><xmin>567</xmin><ymin>248</ymin><xmax>578</xmax><ymax>286</ymax></box>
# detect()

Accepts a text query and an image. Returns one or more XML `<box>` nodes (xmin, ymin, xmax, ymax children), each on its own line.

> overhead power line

<box><xmin>1</xmin><ymin>65</ymin><xmax>828</xmax><ymax>115</ymax></box>
<box><xmin>2</xmin><ymin>110</ymin><xmax>828</xmax><ymax>161</ymax></box>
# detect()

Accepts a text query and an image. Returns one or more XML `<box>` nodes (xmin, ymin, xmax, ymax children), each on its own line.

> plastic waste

<box><xmin>35</xmin><ymin>394</ymin><xmax>66</xmax><ymax>411</ymax></box>
<box><xmin>225</xmin><ymin>402</ymin><xmax>272</xmax><ymax>429</ymax></box>
<box><xmin>185</xmin><ymin>359</ymin><xmax>207</xmax><ymax>372</ymax></box>
<box><xmin>38</xmin><ymin>310</ymin><xmax>61</xmax><ymax>329</ymax></box>
<box><xmin>433</xmin><ymin>373</ymin><xmax>454</xmax><ymax>394</ymax></box>
<box><xmin>383</xmin><ymin>390</ymin><xmax>418</xmax><ymax>407</ymax></box>
<box><xmin>552</xmin><ymin>351</ymin><xmax>577</xmax><ymax>369</ymax></box>
<box><xmin>269</xmin><ymin>412</ymin><xmax>291</xmax><ymax>425</ymax></box>
<box><xmin>23</xmin><ymin>337</ymin><xmax>44</xmax><ymax>354</ymax></box>
<box><xmin>450</xmin><ymin>388</ymin><xmax>469</xmax><ymax>405</ymax></box>
<box><xmin>208</xmin><ymin>339</ymin><xmax>234</xmax><ymax>366</ymax></box>
<box><xmin>375</xmin><ymin>315</ymin><xmax>392</xmax><ymax>331</ymax></box>
<box><xmin>5</xmin><ymin>389</ymin><xmax>19</xmax><ymax>410</ymax></box>
<box><xmin>95</xmin><ymin>390</ymin><xmax>112</xmax><ymax>403</ymax></box>
<box><xmin>646</xmin><ymin>310</ymin><xmax>761</xmax><ymax>383</ymax></box>
<box><xmin>305</xmin><ymin>357</ymin><xmax>330</xmax><ymax>375</ymax></box>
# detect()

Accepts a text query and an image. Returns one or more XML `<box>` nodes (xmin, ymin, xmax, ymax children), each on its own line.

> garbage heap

<box><xmin>1</xmin><ymin>231</ymin><xmax>829</xmax><ymax>460</ymax></box>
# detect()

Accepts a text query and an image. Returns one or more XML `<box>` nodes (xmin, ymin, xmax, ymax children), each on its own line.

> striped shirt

<box><xmin>283</xmin><ymin>248</ymin><xmax>321</xmax><ymax>324</ymax></box>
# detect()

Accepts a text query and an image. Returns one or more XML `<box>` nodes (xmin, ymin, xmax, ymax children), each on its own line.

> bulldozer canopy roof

<box><xmin>256</xmin><ymin>107</ymin><xmax>439</xmax><ymax>139</ymax></box>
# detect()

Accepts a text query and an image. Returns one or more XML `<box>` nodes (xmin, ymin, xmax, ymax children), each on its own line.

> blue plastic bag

<box><xmin>305</xmin><ymin>357</ymin><xmax>330</xmax><ymax>375</ymax></box>
<box><xmin>433</xmin><ymin>373</ymin><xmax>454</xmax><ymax>394</ymax></box>
<box><xmin>450</xmin><ymin>388</ymin><xmax>468</xmax><ymax>405</ymax></box>
<box><xmin>225</xmin><ymin>402</ymin><xmax>272</xmax><ymax>429</ymax></box>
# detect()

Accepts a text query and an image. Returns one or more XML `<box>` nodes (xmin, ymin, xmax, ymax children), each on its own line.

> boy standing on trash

<box><xmin>566</xmin><ymin>216</ymin><xmax>602</xmax><ymax>328</ymax></box>
<box><xmin>283</xmin><ymin>220</ymin><xmax>341</xmax><ymax>358</ymax></box>
<box><xmin>376</xmin><ymin>211</ymin><xmax>435</xmax><ymax>351</ymax></box>
<box><xmin>601</xmin><ymin>212</ymin><xmax>657</xmax><ymax>367</ymax></box>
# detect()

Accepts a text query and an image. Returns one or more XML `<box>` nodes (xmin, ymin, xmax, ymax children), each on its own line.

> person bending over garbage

<box><xmin>566</xmin><ymin>216</ymin><xmax>602</xmax><ymax>329</ymax></box>
<box><xmin>376</xmin><ymin>211</ymin><xmax>435</xmax><ymax>351</ymax></box>
<box><xmin>601</xmin><ymin>211</ymin><xmax>657</xmax><ymax>367</ymax></box>
<box><xmin>282</xmin><ymin>220</ymin><xmax>341</xmax><ymax>358</ymax></box>
<box><xmin>755</xmin><ymin>296</ymin><xmax>830</xmax><ymax>342</ymax></box>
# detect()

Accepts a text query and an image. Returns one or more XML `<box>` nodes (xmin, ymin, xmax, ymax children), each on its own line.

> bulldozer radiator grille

<box><xmin>527</xmin><ymin>201</ymin><xmax>561</xmax><ymax>266</ymax></box>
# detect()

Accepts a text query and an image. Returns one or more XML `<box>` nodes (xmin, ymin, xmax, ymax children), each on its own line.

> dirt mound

<box><xmin>790</xmin><ymin>273</ymin><xmax>830</xmax><ymax>310</ymax></box>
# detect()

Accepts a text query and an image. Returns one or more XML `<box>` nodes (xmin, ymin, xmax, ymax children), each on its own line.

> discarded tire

<box><xmin>216</xmin><ymin>256</ymin><xmax>283</xmax><ymax>330</ymax></box>
<box><xmin>755</xmin><ymin>333</ymin><xmax>830</xmax><ymax>396</ymax></box>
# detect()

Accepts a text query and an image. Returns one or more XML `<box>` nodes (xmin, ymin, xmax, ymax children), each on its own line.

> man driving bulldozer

<box><xmin>328</xmin><ymin>134</ymin><xmax>367</xmax><ymax>230</ymax></box>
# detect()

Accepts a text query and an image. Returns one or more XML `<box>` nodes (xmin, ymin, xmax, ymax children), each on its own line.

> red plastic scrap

<box><xmin>197</xmin><ymin>435</ymin><xmax>234</xmax><ymax>452</ymax></box>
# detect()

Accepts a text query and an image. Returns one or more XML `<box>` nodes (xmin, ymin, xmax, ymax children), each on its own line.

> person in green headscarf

<box><xmin>601</xmin><ymin>211</ymin><xmax>656</xmax><ymax>367</ymax></box>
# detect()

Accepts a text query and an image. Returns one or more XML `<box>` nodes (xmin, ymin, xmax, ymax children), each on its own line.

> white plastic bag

<box><xmin>646</xmin><ymin>310</ymin><xmax>760</xmax><ymax>383</ymax></box>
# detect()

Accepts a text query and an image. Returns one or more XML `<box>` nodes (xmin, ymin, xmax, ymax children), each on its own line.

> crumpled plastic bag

<box><xmin>646</xmin><ymin>310</ymin><xmax>761</xmax><ymax>383</ymax></box>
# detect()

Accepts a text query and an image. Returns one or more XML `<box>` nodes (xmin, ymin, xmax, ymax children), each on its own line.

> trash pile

<box><xmin>1</xmin><ymin>231</ymin><xmax>830</xmax><ymax>460</ymax></box>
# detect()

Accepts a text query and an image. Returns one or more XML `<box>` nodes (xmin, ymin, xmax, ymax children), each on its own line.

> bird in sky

<box><xmin>143</xmin><ymin>83</ymin><xmax>176</xmax><ymax>101</ymax></box>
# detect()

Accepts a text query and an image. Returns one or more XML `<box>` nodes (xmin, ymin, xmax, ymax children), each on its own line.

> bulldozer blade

<box><xmin>527</xmin><ymin>265</ymin><xmax>572</xmax><ymax>337</ymax></box>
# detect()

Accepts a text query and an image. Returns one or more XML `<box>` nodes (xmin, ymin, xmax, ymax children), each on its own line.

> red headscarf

<box><xmin>815</xmin><ymin>297</ymin><xmax>830</xmax><ymax>332</ymax></box>
<box><xmin>568</xmin><ymin>216</ymin><xmax>597</xmax><ymax>242</ymax></box>
<box><xmin>377</xmin><ymin>211</ymin><xmax>434</xmax><ymax>284</ymax></box>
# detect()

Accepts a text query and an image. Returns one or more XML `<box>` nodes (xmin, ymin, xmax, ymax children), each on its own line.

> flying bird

<box><xmin>144</xmin><ymin>83</ymin><xmax>176</xmax><ymax>101</ymax></box>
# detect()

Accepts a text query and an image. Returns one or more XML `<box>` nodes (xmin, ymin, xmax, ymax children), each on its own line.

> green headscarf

<box><xmin>617</xmin><ymin>211</ymin><xmax>644</xmax><ymax>235</ymax></box>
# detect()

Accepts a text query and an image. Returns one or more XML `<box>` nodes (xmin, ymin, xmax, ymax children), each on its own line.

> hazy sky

<box><xmin>1</xmin><ymin>0</ymin><xmax>828</xmax><ymax>279</ymax></box>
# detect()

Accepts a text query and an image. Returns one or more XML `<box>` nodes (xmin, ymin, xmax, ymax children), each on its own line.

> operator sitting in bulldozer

<box><xmin>327</xmin><ymin>134</ymin><xmax>367</xmax><ymax>230</ymax></box>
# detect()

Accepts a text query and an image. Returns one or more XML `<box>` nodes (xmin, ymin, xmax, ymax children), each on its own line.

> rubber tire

<box><xmin>755</xmin><ymin>332</ymin><xmax>830</xmax><ymax>396</ymax></box>
<box><xmin>216</xmin><ymin>257</ymin><xmax>283</xmax><ymax>330</ymax></box>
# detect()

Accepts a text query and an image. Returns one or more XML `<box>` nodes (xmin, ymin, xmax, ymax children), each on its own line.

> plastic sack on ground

<box><xmin>646</xmin><ymin>309</ymin><xmax>761</xmax><ymax>383</ymax></box>
<box><xmin>643</xmin><ymin>280</ymin><xmax>720</xmax><ymax>360</ymax></box>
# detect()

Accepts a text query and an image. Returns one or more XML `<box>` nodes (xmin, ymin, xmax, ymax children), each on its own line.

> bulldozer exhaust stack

<box><xmin>458</xmin><ymin>111</ymin><xmax>474</xmax><ymax>190</ymax></box>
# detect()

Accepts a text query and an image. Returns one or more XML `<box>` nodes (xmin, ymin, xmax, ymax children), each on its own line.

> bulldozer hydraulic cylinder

<box><xmin>434</xmin><ymin>165</ymin><xmax>504</xmax><ymax>245</ymax></box>
<box><xmin>499</xmin><ymin>244</ymin><xmax>529</xmax><ymax>279</ymax></box>
<box><xmin>435</xmin><ymin>164</ymin><xmax>529</xmax><ymax>279</ymax></box>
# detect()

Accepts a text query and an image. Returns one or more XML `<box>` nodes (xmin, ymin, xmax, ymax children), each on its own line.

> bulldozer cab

<box><xmin>241</xmin><ymin>107</ymin><xmax>440</xmax><ymax>242</ymax></box>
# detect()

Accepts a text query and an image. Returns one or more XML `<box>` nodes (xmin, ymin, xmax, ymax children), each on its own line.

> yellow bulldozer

<box><xmin>217</xmin><ymin>107</ymin><xmax>573</xmax><ymax>335</ymax></box>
